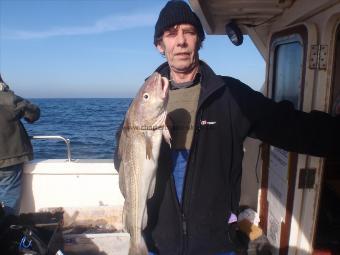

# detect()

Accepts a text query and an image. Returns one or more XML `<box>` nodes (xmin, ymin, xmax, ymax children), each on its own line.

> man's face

<box><xmin>157</xmin><ymin>24</ymin><xmax>200</xmax><ymax>74</ymax></box>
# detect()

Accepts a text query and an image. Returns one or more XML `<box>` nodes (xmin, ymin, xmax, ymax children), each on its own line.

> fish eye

<box><xmin>143</xmin><ymin>93</ymin><xmax>149</xmax><ymax>100</ymax></box>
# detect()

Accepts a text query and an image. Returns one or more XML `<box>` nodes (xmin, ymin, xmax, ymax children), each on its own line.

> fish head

<box><xmin>132</xmin><ymin>72</ymin><xmax>169</xmax><ymax>128</ymax></box>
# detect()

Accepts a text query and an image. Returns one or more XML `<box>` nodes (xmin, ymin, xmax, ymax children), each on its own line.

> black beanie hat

<box><xmin>154</xmin><ymin>0</ymin><xmax>205</xmax><ymax>45</ymax></box>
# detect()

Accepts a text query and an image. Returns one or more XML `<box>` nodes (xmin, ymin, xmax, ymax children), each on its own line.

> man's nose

<box><xmin>176</xmin><ymin>31</ymin><xmax>186</xmax><ymax>45</ymax></box>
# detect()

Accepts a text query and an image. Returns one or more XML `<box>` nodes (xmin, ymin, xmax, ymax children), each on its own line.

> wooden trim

<box><xmin>259</xmin><ymin>143</ymin><xmax>270</xmax><ymax>233</ymax></box>
<box><xmin>279</xmin><ymin>153</ymin><xmax>298</xmax><ymax>255</ymax></box>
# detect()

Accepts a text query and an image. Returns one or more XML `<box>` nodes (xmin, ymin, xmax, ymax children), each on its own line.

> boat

<box><xmin>14</xmin><ymin>0</ymin><xmax>340</xmax><ymax>254</ymax></box>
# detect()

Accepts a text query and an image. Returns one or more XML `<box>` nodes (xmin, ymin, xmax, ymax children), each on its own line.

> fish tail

<box><xmin>128</xmin><ymin>238</ymin><xmax>148</xmax><ymax>255</ymax></box>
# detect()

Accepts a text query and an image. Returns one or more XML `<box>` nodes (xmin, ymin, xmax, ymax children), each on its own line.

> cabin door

<box><xmin>312</xmin><ymin>24</ymin><xmax>340</xmax><ymax>255</ymax></box>
<box><xmin>260</xmin><ymin>26</ymin><xmax>308</xmax><ymax>255</ymax></box>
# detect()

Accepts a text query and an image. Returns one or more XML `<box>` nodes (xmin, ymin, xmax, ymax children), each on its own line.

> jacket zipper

<box><xmin>182</xmin><ymin>213</ymin><xmax>187</xmax><ymax>236</ymax></box>
<box><xmin>180</xmin><ymin>108</ymin><xmax>203</xmax><ymax>255</ymax></box>
<box><xmin>180</xmin><ymin>85</ymin><xmax>224</xmax><ymax>254</ymax></box>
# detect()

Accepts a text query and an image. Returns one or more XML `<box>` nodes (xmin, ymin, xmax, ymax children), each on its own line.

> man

<box><xmin>0</xmin><ymin>74</ymin><xmax>40</xmax><ymax>216</ymax></box>
<box><xmin>116</xmin><ymin>1</ymin><xmax>340</xmax><ymax>254</ymax></box>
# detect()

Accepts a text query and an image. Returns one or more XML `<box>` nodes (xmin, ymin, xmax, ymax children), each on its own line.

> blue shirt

<box><xmin>171</xmin><ymin>149</ymin><xmax>189</xmax><ymax>203</ymax></box>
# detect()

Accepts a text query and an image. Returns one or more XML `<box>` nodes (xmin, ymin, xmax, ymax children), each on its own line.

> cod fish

<box><xmin>117</xmin><ymin>72</ymin><xmax>171</xmax><ymax>255</ymax></box>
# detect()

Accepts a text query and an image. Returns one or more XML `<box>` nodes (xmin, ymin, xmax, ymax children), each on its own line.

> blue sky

<box><xmin>0</xmin><ymin>0</ymin><xmax>265</xmax><ymax>98</ymax></box>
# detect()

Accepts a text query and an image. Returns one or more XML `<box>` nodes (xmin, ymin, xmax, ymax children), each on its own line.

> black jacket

<box><xmin>142</xmin><ymin>61</ymin><xmax>340</xmax><ymax>255</ymax></box>
<box><xmin>0</xmin><ymin>89</ymin><xmax>40</xmax><ymax>168</ymax></box>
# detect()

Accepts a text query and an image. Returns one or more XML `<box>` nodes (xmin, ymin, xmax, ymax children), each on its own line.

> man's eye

<box><xmin>164</xmin><ymin>31</ymin><xmax>177</xmax><ymax>37</ymax></box>
<box><xmin>184</xmin><ymin>30</ymin><xmax>196</xmax><ymax>35</ymax></box>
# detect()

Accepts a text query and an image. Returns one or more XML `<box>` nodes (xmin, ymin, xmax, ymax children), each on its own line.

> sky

<box><xmin>0</xmin><ymin>0</ymin><xmax>265</xmax><ymax>98</ymax></box>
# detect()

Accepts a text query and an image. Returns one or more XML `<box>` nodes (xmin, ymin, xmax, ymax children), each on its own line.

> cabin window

<box><xmin>272</xmin><ymin>40</ymin><xmax>303</xmax><ymax>108</ymax></box>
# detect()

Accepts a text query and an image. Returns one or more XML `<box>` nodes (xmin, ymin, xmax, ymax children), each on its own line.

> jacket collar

<box><xmin>154</xmin><ymin>60</ymin><xmax>226</xmax><ymax>108</ymax></box>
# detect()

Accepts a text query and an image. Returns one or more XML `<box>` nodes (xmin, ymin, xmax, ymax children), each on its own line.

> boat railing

<box><xmin>30</xmin><ymin>135</ymin><xmax>72</xmax><ymax>162</ymax></box>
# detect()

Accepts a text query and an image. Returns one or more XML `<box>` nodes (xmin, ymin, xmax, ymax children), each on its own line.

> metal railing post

<box><xmin>30</xmin><ymin>136</ymin><xmax>72</xmax><ymax>162</ymax></box>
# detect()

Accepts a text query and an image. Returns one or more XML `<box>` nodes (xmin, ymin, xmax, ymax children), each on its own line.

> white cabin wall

<box><xmin>239</xmin><ymin>20</ymin><xmax>271</xmax><ymax>214</ymax></box>
<box><xmin>270</xmin><ymin>0</ymin><xmax>339</xmax><ymax>31</ymax></box>
<box><xmin>241</xmin><ymin>138</ymin><xmax>262</xmax><ymax>210</ymax></box>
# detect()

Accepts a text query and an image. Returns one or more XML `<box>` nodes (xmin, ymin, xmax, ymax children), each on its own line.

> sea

<box><xmin>23</xmin><ymin>98</ymin><xmax>132</xmax><ymax>159</ymax></box>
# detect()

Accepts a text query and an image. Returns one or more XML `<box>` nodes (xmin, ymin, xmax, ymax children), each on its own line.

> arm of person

<box><xmin>14</xmin><ymin>95</ymin><xmax>40</xmax><ymax>123</ymax></box>
<box><xmin>225</xmin><ymin>77</ymin><xmax>340</xmax><ymax>158</ymax></box>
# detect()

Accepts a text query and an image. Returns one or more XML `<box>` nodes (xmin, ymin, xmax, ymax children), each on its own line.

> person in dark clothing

<box><xmin>115</xmin><ymin>1</ymin><xmax>340</xmax><ymax>254</ymax></box>
<box><xmin>0</xmin><ymin>74</ymin><xmax>40</xmax><ymax>215</ymax></box>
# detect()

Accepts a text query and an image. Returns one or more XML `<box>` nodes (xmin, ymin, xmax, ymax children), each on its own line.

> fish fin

<box><xmin>129</xmin><ymin>238</ymin><xmax>148</xmax><ymax>255</ymax></box>
<box><xmin>145</xmin><ymin>133</ymin><xmax>153</xmax><ymax>160</ymax></box>
<box><xmin>142</xmin><ymin>177</ymin><xmax>155</xmax><ymax>230</ymax></box>
<box><xmin>163</xmin><ymin>126</ymin><xmax>172</xmax><ymax>148</ymax></box>
<box><xmin>118</xmin><ymin>163</ymin><xmax>126</xmax><ymax>198</ymax></box>
<box><xmin>147</xmin><ymin>176</ymin><xmax>156</xmax><ymax>199</ymax></box>
<box><xmin>117</xmin><ymin>121</ymin><xmax>129</xmax><ymax>161</ymax></box>
<box><xmin>114</xmin><ymin>119</ymin><xmax>125</xmax><ymax>170</ymax></box>
<box><xmin>122</xmin><ymin>202</ymin><xmax>128</xmax><ymax>231</ymax></box>
<box><xmin>142</xmin><ymin>206</ymin><xmax>148</xmax><ymax>230</ymax></box>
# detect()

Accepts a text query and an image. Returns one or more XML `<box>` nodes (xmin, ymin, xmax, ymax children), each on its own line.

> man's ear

<box><xmin>156</xmin><ymin>43</ymin><xmax>165</xmax><ymax>55</ymax></box>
